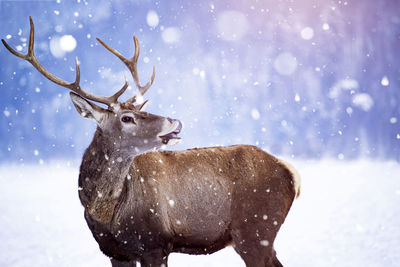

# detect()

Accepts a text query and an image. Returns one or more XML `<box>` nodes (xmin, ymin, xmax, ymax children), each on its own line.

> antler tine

<box><xmin>110</xmin><ymin>79</ymin><xmax>129</xmax><ymax>103</ymax></box>
<box><xmin>96</xmin><ymin>36</ymin><xmax>156</xmax><ymax>105</ymax></box>
<box><xmin>2</xmin><ymin>17</ymin><xmax>128</xmax><ymax>108</ymax></box>
<box><xmin>1</xmin><ymin>17</ymin><xmax>35</xmax><ymax>61</ymax></box>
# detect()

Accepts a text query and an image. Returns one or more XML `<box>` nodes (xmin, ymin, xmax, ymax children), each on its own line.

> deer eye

<box><xmin>121</xmin><ymin>116</ymin><xmax>135</xmax><ymax>124</ymax></box>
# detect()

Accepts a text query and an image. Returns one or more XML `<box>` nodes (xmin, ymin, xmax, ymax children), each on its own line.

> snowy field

<box><xmin>0</xmin><ymin>159</ymin><xmax>399</xmax><ymax>267</ymax></box>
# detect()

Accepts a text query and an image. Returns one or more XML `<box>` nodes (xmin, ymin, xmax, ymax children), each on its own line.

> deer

<box><xmin>2</xmin><ymin>17</ymin><xmax>301</xmax><ymax>267</ymax></box>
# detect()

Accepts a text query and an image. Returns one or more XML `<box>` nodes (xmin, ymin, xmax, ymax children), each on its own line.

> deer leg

<box><xmin>231</xmin><ymin>237</ymin><xmax>282</xmax><ymax>267</ymax></box>
<box><xmin>230</xmin><ymin>202</ymin><xmax>287</xmax><ymax>266</ymax></box>
<box><xmin>110</xmin><ymin>258</ymin><xmax>137</xmax><ymax>267</ymax></box>
<box><xmin>231</xmin><ymin>238</ymin><xmax>266</xmax><ymax>267</ymax></box>
<box><xmin>231</xmin><ymin>219</ymin><xmax>285</xmax><ymax>267</ymax></box>
<box><xmin>140</xmin><ymin>249</ymin><xmax>169</xmax><ymax>267</ymax></box>
<box><xmin>230</xmin><ymin>173</ymin><xmax>293</xmax><ymax>267</ymax></box>
<box><xmin>268</xmin><ymin>251</ymin><xmax>284</xmax><ymax>267</ymax></box>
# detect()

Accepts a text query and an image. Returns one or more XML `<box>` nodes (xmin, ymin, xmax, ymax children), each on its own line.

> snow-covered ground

<box><xmin>0</xmin><ymin>159</ymin><xmax>399</xmax><ymax>267</ymax></box>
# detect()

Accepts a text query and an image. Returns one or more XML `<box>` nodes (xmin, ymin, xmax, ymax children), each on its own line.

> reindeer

<box><xmin>2</xmin><ymin>17</ymin><xmax>301</xmax><ymax>267</ymax></box>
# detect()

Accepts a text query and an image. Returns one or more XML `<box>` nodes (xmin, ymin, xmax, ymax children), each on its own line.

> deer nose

<box><xmin>168</xmin><ymin>118</ymin><xmax>182</xmax><ymax>132</ymax></box>
<box><xmin>167</xmin><ymin>117</ymin><xmax>178</xmax><ymax>124</ymax></box>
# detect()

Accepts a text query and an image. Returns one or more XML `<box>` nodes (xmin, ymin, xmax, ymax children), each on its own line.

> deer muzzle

<box><xmin>159</xmin><ymin>119</ymin><xmax>182</xmax><ymax>145</ymax></box>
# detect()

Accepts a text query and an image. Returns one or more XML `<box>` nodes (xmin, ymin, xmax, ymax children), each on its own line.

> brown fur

<box><xmin>79</xmin><ymin>135</ymin><xmax>297</xmax><ymax>267</ymax></box>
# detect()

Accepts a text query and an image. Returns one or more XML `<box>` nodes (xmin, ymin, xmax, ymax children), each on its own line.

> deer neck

<box><xmin>78</xmin><ymin>128</ymin><xmax>136</xmax><ymax>224</ymax></box>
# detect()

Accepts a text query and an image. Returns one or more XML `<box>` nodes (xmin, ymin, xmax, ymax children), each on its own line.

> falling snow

<box><xmin>381</xmin><ymin>76</ymin><xmax>389</xmax><ymax>86</ymax></box>
<box><xmin>146</xmin><ymin>10</ymin><xmax>159</xmax><ymax>28</ymax></box>
<box><xmin>251</xmin><ymin>108</ymin><xmax>260</xmax><ymax>120</ymax></box>
<box><xmin>162</xmin><ymin>27</ymin><xmax>181</xmax><ymax>44</ymax></box>
<box><xmin>59</xmin><ymin>35</ymin><xmax>77</xmax><ymax>52</ymax></box>
<box><xmin>273</xmin><ymin>52</ymin><xmax>297</xmax><ymax>76</ymax></box>
<box><xmin>352</xmin><ymin>93</ymin><xmax>374</xmax><ymax>111</ymax></box>
<box><xmin>300</xmin><ymin>27</ymin><xmax>314</xmax><ymax>40</ymax></box>
<box><xmin>322</xmin><ymin>23</ymin><xmax>330</xmax><ymax>30</ymax></box>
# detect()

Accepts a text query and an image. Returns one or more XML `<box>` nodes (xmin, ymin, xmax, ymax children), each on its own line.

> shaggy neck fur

<box><xmin>78</xmin><ymin>128</ymin><xmax>136</xmax><ymax>224</ymax></box>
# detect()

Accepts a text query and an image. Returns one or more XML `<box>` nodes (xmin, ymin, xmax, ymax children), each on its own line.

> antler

<box><xmin>1</xmin><ymin>17</ymin><xmax>129</xmax><ymax>108</ymax></box>
<box><xmin>96</xmin><ymin>36</ymin><xmax>155</xmax><ymax>105</ymax></box>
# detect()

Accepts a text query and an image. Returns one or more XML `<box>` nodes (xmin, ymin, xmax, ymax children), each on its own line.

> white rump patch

<box><xmin>279</xmin><ymin>159</ymin><xmax>301</xmax><ymax>198</ymax></box>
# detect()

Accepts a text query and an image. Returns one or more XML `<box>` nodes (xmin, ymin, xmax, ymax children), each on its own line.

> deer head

<box><xmin>2</xmin><ymin>17</ymin><xmax>182</xmax><ymax>156</ymax></box>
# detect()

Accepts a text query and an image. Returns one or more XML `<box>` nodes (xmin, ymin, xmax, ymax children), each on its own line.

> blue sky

<box><xmin>0</xmin><ymin>0</ymin><xmax>399</xmax><ymax>162</ymax></box>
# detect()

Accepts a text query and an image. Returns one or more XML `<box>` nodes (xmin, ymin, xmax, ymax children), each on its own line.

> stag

<box><xmin>2</xmin><ymin>17</ymin><xmax>301</xmax><ymax>267</ymax></box>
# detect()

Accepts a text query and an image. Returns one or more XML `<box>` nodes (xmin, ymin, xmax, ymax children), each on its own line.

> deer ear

<box><xmin>69</xmin><ymin>92</ymin><xmax>107</xmax><ymax>123</ymax></box>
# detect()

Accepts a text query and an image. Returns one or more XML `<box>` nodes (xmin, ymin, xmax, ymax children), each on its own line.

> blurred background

<box><xmin>1</xmin><ymin>0</ymin><xmax>399</xmax><ymax>163</ymax></box>
<box><xmin>1</xmin><ymin>2</ymin><xmax>400</xmax><ymax>267</ymax></box>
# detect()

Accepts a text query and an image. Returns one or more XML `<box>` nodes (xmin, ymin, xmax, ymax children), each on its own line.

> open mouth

<box><xmin>159</xmin><ymin>119</ymin><xmax>182</xmax><ymax>144</ymax></box>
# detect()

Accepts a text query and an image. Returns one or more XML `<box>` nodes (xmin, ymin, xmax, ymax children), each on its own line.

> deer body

<box><xmin>80</xmin><ymin>135</ymin><xmax>298</xmax><ymax>266</ymax></box>
<box><xmin>3</xmin><ymin>17</ymin><xmax>301</xmax><ymax>267</ymax></box>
